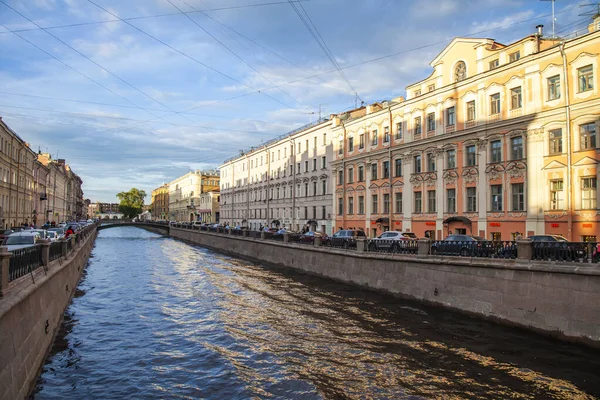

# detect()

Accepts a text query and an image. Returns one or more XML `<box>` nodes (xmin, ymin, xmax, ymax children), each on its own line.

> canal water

<box><xmin>33</xmin><ymin>227</ymin><xmax>600</xmax><ymax>399</ymax></box>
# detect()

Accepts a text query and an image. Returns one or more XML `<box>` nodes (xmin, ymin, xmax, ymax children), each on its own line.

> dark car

<box><xmin>328</xmin><ymin>229</ymin><xmax>367</xmax><ymax>248</ymax></box>
<box><xmin>431</xmin><ymin>234</ymin><xmax>493</xmax><ymax>257</ymax></box>
<box><xmin>298</xmin><ymin>230</ymin><xmax>328</xmax><ymax>244</ymax></box>
<box><xmin>528</xmin><ymin>235</ymin><xmax>587</xmax><ymax>260</ymax></box>
<box><xmin>0</xmin><ymin>229</ymin><xmax>15</xmax><ymax>244</ymax></box>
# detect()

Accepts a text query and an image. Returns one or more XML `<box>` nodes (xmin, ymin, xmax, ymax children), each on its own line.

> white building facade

<box><xmin>219</xmin><ymin>119</ymin><xmax>335</xmax><ymax>233</ymax></box>
<box><xmin>168</xmin><ymin>170</ymin><xmax>219</xmax><ymax>222</ymax></box>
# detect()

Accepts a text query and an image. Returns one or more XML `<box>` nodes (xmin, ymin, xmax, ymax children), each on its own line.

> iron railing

<box><xmin>9</xmin><ymin>246</ymin><xmax>43</xmax><ymax>282</ymax></box>
<box><xmin>367</xmin><ymin>239</ymin><xmax>418</xmax><ymax>254</ymax></box>
<box><xmin>49</xmin><ymin>242</ymin><xmax>63</xmax><ymax>261</ymax></box>
<box><xmin>430</xmin><ymin>240</ymin><xmax>507</xmax><ymax>258</ymax></box>
<box><xmin>327</xmin><ymin>237</ymin><xmax>357</xmax><ymax>249</ymax></box>
<box><xmin>532</xmin><ymin>241</ymin><xmax>599</xmax><ymax>263</ymax></box>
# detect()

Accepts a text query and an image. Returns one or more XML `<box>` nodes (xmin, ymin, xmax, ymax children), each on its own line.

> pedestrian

<box><xmin>65</xmin><ymin>226</ymin><xmax>75</xmax><ymax>238</ymax></box>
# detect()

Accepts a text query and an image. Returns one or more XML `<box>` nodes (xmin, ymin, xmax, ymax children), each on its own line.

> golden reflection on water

<box><xmin>148</xmin><ymin>240</ymin><xmax>597</xmax><ymax>399</ymax></box>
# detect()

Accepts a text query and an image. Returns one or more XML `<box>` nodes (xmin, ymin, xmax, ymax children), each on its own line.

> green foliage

<box><xmin>116</xmin><ymin>188</ymin><xmax>146</xmax><ymax>219</ymax></box>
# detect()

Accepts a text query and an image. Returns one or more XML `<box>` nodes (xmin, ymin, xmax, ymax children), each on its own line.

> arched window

<box><xmin>455</xmin><ymin>61</ymin><xmax>467</xmax><ymax>82</ymax></box>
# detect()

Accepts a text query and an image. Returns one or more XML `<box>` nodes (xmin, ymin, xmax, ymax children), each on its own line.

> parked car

<box><xmin>528</xmin><ymin>235</ymin><xmax>587</xmax><ymax>260</ymax></box>
<box><xmin>328</xmin><ymin>229</ymin><xmax>367</xmax><ymax>248</ymax></box>
<box><xmin>298</xmin><ymin>231</ymin><xmax>327</xmax><ymax>244</ymax></box>
<box><xmin>47</xmin><ymin>228</ymin><xmax>65</xmax><ymax>239</ymax></box>
<box><xmin>0</xmin><ymin>229</ymin><xmax>16</xmax><ymax>243</ymax></box>
<box><xmin>528</xmin><ymin>234</ymin><xmax>568</xmax><ymax>242</ymax></box>
<box><xmin>431</xmin><ymin>234</ymin><xmax>493</xmax><ymax>257</ymax></box>
<box><xmin>5</xmin><ymin>232</ymin><xmax>41</xmax><ymax>251</ymax></box>
<box><xmin>45</xmin><ymin>231</ymin><xmax>58</xmax><ymax>242</ymax></box>
<box><xmin>368</xmin><ymin>231</ymin><xmax>413</xmax><ymax>252</ymax></box>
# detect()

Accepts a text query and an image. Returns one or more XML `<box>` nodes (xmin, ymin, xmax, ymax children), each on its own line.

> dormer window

<box><xmin>415</xmin><ymin>89</ymin><xmax>422</xmax><ymax>97</ymax></box>
<box><xmin>454</xmin><ymin>61</ymin><xmax>466</xmax><ymax>82</ymax></box>
<box><xmin>489</xmin><ymin>59</ymin><xmax>499</xmax><ymax>70</ymax></box>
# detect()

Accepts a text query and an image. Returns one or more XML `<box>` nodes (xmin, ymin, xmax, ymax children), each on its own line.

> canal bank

<box><xmin>0</xmin><ymin>226</ymin><xmax>97</xmax><ymax>400</ymax></box>
<box><xmin>169</xmin><ymin>227</ymin><xmax>600</xmax><ymax>348</ymax></box>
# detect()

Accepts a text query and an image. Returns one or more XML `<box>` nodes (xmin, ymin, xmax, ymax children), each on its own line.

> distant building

<box><xmin>168</xmin><ymin>170</ymin><xmax>220</xmax><ymax>222</ymax></box>
<box><xmin>151</xmin><ymin>184</ymin><xmax>169</xmax><ymax>220</ymax></box>
<box><xmin>197</xmin><ymin>191</ymin><xmax>220</xmax><ymax>224</ymax></box>
<box><xmin>219</xmin><ymin>118</ymin><xmax>334</xmax><ymax>233</ymax></box>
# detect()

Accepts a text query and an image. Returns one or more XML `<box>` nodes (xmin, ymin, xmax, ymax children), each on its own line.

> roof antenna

<box><xmin>540</xmin><ymin>0</ymin><xmax>556</xmax><ymax>39</ymax></box>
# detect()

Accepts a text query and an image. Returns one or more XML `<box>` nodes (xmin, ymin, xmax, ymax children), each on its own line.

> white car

<box><xmin>5</xmin><ymin>232</ymin><xmax>41</xmax><ymax>251</ymax></box>
<box><xmin>369</xmin><ymin>231</ymin><xmax>414</xmax><ymax>251</ymax></box>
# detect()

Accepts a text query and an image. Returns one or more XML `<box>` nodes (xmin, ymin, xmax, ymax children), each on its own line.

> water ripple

<box><xmin>33</xmin><ymin>227</ymin><xmax>600</xmax><ymax>399</ymax></box>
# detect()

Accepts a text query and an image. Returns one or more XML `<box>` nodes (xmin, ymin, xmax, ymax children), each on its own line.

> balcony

<box><xmin>509</xmin><ymin>108</ymin><xmax>523</xmax><ymax>119</ymax></box>
<box><xmin>488</xmin><ymin>114</ymin><xmax>500</xmax><ymax>123</ymax></box>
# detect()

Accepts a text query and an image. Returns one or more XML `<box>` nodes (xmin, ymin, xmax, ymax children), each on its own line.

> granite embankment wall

<box><xmin>171</xmin><ymin>227</ymin><xmax>600</xmax><ymax>347</ymax></box>
<box><xmin>0</xmin><ymin>230</ymin><xmax>96</xmax><ymax>400</ymax></box>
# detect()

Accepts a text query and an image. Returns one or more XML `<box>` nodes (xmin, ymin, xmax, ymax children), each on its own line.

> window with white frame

<box><xmin>371</xmin><ymin>163</ymin><xmax>378</xmax><ymax>180</ymax></box>
<box><xmin>414</xmin><ymin>117</ymin><xmax>422</xmax><ymax>136</ymax></box>
<box><xmin>578</xmin><ymin>65</ymin><xmax>593</xmax><ymax>93</ymax></box>
<box><xmin>446</xmin><ymin>107</ymin><xmax>455</xmax><ymax>126</ymax></box>
<box><xmin>359</xmin><ymin>133</ymin><xmax>365</xmax><ymax>149</ymax></box>
<box><xmin>467</xmin><ymin>101</ymin><xmax>476</xmax><ymax>121</ymax></box>
<box><xmin>580</xmin><ymin>122</ymin><xmax>597</xmax><ymax>150</ymax></box>
<box><xmin>447</xmin><ymin>188</ymin><xmax>456</xmax><ymax>213</ymax></box>
<box><xmin>383</xmin><ymin>194</ymin><xmax>390</xmax><ymax>213</ymax></box>
<box><xmin>427</xmin><ymin>113</ymin><xmax>436</xmax><ymax>132</ymax></box>
<box><xmin>414</xmin><ymin>155</ymin><xmax>422</xmax><ymax>173</ymax></box>
<box><xmin>447</xmin><ymin>149</ymin><xmax>456</xmax><ymax>168</ymax></box>
<box><xmin>548</xmin><ymin>75</ymin><xmax>561</xmax><ymax>100</ymax></box>
<box><xmin>510</xmin><ymin>136</ymin><xmax>523</xmax><ymax>160</ymax></box>
<box><xmin>395</xmin><ymin>158</ymin><xmax>402</xmax><ymax>177</ymax></box>
<box><xmin>465</xmin><ymin>145</ymin><xmax>477</xmax><ymax>166</ymax></box>
<box><xmin>490</xmin><ymin>140</ymin><xmax>502</xmax><ymax>163</ymax></box>
<box><xmin>395</xmin><ymin>192</ymin><xmax>402</xmax><ymax>213</ymax></box>
<box><xmin>347</xmin><ymin>167</ymin><xmax>354</xmax><ymax>184</ymax></box>
<box><xmin>549</xmin><ymin>129</ymin><xmax>563</xmax><ymax>155</ymax></box>
<box><xmin>550</xmin><ymin>180</ymin><xmax>564</xmax><ymax>210</ymax></box>
<box><xmin>427</xmin><ymin>153</ymin><xmax>436</xmax><ymax>172</ymax></box>
<box><xmin>383</xmin><ymin>126</ymin><xmax>390</xmax><ymax>143</ymax></box>
<box><xmin>581</xmin><ymin>177</ymin><xmax>597</xmax><ymax>209</ymax></box>
<box><xmin>427</xmin><ymin>190</ymin><xmax>436</xmax><ymax>212</ymax></box>
<box><xmin>348</xmin><ymin>137</ymin><xmax>354</xmax><ymax>152</ymax></box>
<box><xmin>348</xmin><ymin>197</ymin><xmax>354</xmax><ymax>214</ymax></box>
<box><xmin>358</xmin><ymin>195</ymin><xmax>364</xmax><ymax>214</ymax></box>
<box><xmin>372</xmin><ymin>194</ymin><xmax>378</xmax><ymax>213</ymax></box>
<box><xmin>466</xmin><ymin>187</ymin><xmax>477</xmax><ymax>212</ymax></box>
<box><xmin>491</xmin><ymin>184</ymin><xmax>503</xmax><ymax>211</ymax></box>
<box><xmin>414</xmin><ymin>192</ymin><xmax>422</xmax><ymax>213</ymax></box>
<box><xmin>490</xmin><ymin>93</ymin><xmax>501</xmax><ymax>115</ymax></box>
<box><xmin>509</xmin><ymin>51</ymin><xmax>520</xmax><ymax>62</ymax></box>
<box><xmin>489</xmin><ymin>59</ymin><xmax>499</xmax><ymax>70</ymax></box>
<box><xmin>395</xmin><ymin>122</ymin><xmax>402</xmax><ymax>139</ymax></box>
<box><xmin>358</xmin><ymin>165</ymin><xmax>364</xmax><ymax>182</ymax></box>
<box><xmin>371</xmin><ymin>129</ymin><xmax>378</xmax><ymax>146</ymax></box>
<box><xmin>512</xmin><ymin>183</ymin><xmax>524</xmax><ymax>211</ymax></box>
<box><xmin>510</xmin><ymin>87</ymin><xmax>522</xmax><ymax>109</ymax></box>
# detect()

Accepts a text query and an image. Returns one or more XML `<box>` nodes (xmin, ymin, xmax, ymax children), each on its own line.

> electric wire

<box><xmin>169</xmin><ymin>0</ymin><xmax>307</xmax><ymax>108</ymax></box>
<box><xmin>286</xmin><ymin>0</ymin><xmax>362</xmax><ymax>103</ymax></box>
<box><xmin>0</xmin><ymin>1</ymin><xmax>194</xmax><ymax>126</ymax></box>
<box><xmin>0</xmin><ymin>1</ymin><xmax>310</xmax><ymax>35</ymax></box>
<box><xmin>86</xmin><ymin>0</ymin><xmax>297</xmax><ymax>111</ymax></box>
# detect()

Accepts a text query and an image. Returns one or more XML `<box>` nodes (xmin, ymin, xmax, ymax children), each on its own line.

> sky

<box><xmin>0</xmin><ymin>0</ymin><xmax>591</xmax><ymax>202</ymax></box>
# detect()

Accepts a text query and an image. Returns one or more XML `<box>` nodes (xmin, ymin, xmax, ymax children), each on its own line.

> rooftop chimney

<box><xmin>536</xmin><ymin>24</ymin><xmax>544</xmax><ymax>37</ymax></box>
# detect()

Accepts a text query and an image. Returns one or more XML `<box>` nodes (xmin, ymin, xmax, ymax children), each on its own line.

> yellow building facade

<box><xmin>332</xmin><ymin>24</ymin><xmax>599</xmax><ymax>241</ymax></box>
<box><xmin>151</xmin><ymin>184</ymin><xmax>169</xmax><ymax>221</ymax></box>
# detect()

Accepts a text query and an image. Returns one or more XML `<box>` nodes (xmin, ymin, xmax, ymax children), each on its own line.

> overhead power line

<box><xmin>0</xmin><ymin>0</ymin><xmax>194</xmax><ymax>125</ymax></box>
<box><xmin>287</xmin><ymin>0</ymin><xmax>362</xmax><ymax>106</ymax></box>
<box><xmin>86</xmin><ymin>0</ymin><xmax>297</xmax><ymax>110</ymax></box>
<box><xmin>165</xmin><ymin>0</ymin><xmax>303</xmax><ymax>109</ymax></box>
<box><xmin>0</xmin><ymin>1</ymin><xmax>311</xmax><ymax>35</ymax></box>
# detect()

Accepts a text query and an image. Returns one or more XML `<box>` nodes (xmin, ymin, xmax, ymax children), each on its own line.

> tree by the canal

<box><xmin>116</xmin><ymin>188</ymin><xmax>146</xmax><ymax>219</ymax></box>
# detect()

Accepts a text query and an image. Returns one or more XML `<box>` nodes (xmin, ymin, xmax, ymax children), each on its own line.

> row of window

<box><xmin>233</xmin><ymin>180</ymin><xmax>329</xmax><ymax>202</ymax></box>
<box><xmin>341</xmin><ymin>65</ymin><xmax>595</xmax><ymax>151</ymax></box>
<box><xmin>337</xmin><ymin>177</ymin><xmax>597</xmax><ymax>215</ymax></box>
<box><xmin>225</xmin><ymin>206</ymin><xmax>329</xmax><ymax>221</ymax></box>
